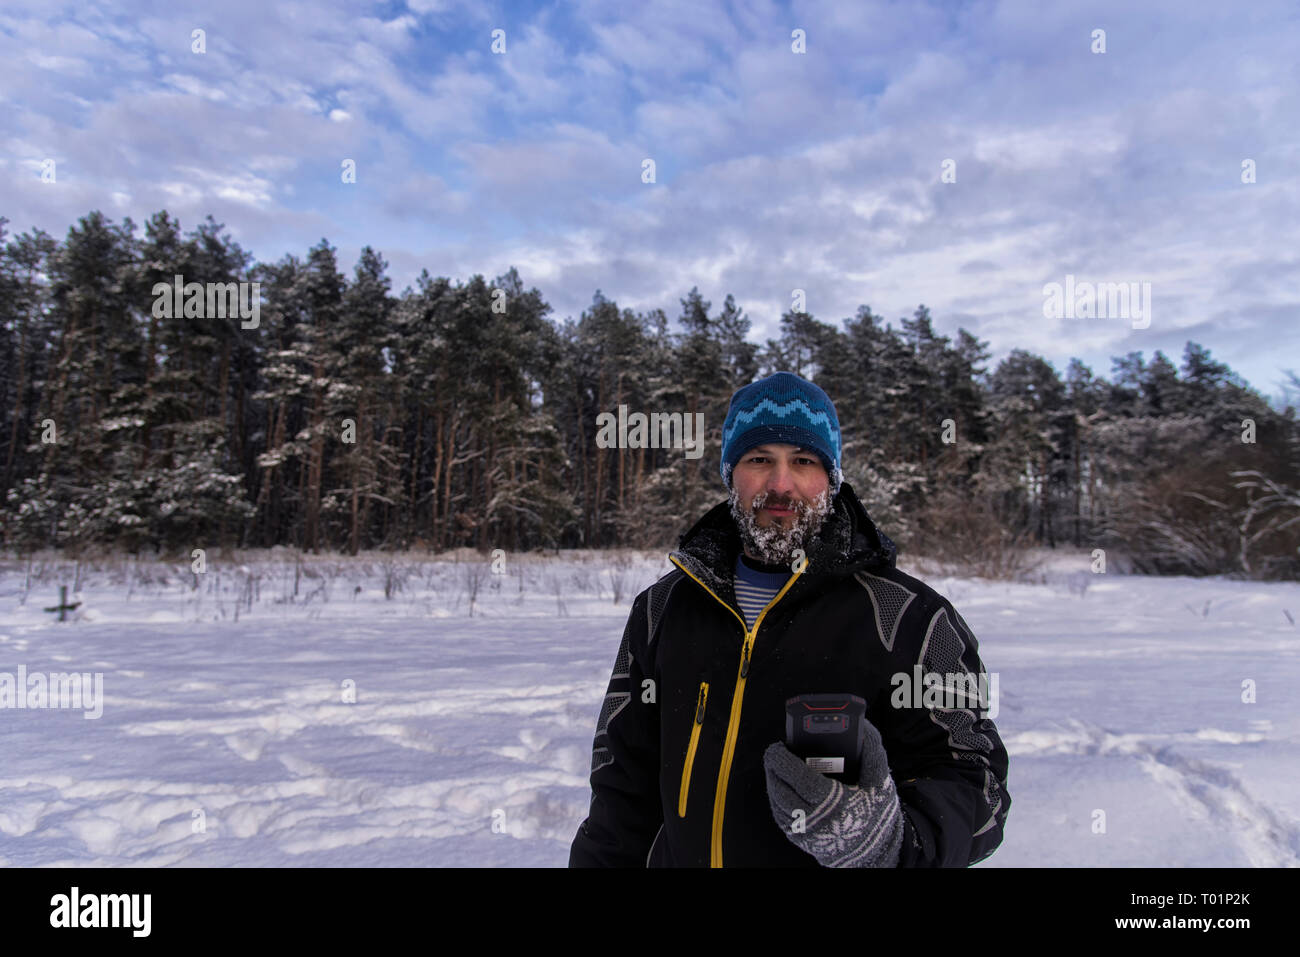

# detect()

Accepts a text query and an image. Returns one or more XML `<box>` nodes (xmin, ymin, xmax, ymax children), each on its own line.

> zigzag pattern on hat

<box><xmin>722</xmin><ymin>397</ymin><xmax>841</xmax><ymax>460</ymax></box>
<box><xmin>719</xmin><ymin>372</ymin><xmax>842</xmax><ymax>489</ymax></box>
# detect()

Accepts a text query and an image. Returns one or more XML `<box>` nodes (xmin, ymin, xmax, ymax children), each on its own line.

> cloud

<box><xmin>3</xmin><ymin>0</ymin><xmax>1297</xmax><ymax>393</ymax></box>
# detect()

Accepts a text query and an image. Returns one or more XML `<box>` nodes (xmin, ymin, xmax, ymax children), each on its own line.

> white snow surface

<box><xmin>1</xmin><ymin>548</ymin><xmax>1297</xmax><ymax>867</ymax></box>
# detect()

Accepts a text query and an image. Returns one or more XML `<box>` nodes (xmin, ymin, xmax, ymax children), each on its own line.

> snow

<box><xmin>0</xmin><ymin>549</ymin><xmax>1297</xmax><ymax>867</ymax></box>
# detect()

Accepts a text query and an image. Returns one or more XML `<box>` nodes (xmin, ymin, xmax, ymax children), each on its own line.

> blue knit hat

<box><xmin>720</xmin><ymin>372</ymin><xmax>842</xmax><ymax>492</ymax></box>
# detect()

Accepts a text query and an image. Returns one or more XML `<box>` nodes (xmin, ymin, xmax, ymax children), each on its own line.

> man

<box><xmin>569</xmin><ymin>371</ymin><xmax>1010</xmax><ymax>867</ymax></box>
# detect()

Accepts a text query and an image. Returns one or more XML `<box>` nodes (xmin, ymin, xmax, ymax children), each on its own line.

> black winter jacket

<box><xmin>569</xmin><ymin>481</ymin><xmax>1011</xmax><ymax>867</ymax></box>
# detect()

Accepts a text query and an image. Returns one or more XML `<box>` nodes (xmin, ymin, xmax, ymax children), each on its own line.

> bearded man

<box><xmin>570</xmin><ymin>371</ymin><xmax>1011</xmax><ymax>867</ymax></box>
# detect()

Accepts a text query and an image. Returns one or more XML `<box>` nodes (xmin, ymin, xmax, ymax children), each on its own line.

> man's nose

<box><xmin>766</xmin><ymin>462</ymin><xmax>795</xmax><ymax>494</ymax></box>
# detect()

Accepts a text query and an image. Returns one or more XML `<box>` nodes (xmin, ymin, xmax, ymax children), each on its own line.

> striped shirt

<box><xmin>733</xmin><ymin>553</ymin><xmax>791</xmax><ymax>629</ymax></box>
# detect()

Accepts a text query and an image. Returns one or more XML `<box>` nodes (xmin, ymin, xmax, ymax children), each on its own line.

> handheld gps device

<box><xmin>784</xmin><ymin>693</ymin><xmax>868</xmax><ymax>783</ymax></box>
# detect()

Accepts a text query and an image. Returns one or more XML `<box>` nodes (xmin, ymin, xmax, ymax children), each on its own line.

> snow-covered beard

<box><xmin>728</xmin><ymin>484</ymin><xmax>833</xmax><ymax>568</ymax></box>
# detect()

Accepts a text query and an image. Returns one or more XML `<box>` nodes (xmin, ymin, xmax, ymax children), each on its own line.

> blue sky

<box><xmin>4</xmin><ymin>0</ymin><xmax>1298</xmax><ymax>399</ymax></box>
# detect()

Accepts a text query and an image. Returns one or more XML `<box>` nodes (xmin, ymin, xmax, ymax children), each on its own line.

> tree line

<box><xmin>1</xmin><ymin>210</ymin><xmax>1297</xmax><ymax>578</ymax></box>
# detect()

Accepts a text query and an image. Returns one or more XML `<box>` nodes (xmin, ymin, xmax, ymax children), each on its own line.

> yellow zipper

<box><xmin>668</xmin><ymin>555</ymin><xmax>803</xmax><ymax>867</ymax></box>
<box><xmin>677</xmin><ymin>681</ymin><xmax>709</xmax><ymax>817</ymax></box>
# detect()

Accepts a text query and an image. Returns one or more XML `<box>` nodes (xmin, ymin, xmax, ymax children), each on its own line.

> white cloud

<box><xmin>27</xmin><ymin>52</ymin><xmax>90</xmax><ymax>74</ymax></box>
<box><xmin>162</xmin><ymin>74</ymin><xmax>229</xmax><ymax>102</ymax></box>
<box><xmin>2</xmin><ymin>0</ymin><xmax>1296</xmax><ymax>390</ymax></box>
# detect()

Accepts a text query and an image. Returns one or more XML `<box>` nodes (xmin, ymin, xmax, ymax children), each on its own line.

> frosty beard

<box><xmin>728</xmin><ymin>484</ymin><xmax>833</xmax><ymax>567</ymax></box>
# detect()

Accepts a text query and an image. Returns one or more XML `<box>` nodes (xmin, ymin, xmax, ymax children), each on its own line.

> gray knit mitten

<box><xmin>762</xmin><ymin>719</ymin><xmax>904</xmax><ymax>867</ymax></box>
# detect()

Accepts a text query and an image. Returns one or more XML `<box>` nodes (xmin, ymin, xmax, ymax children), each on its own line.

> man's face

<box><xmin>727</xmin><ymin>443</ymin><xmax>833</xmax><ymax>566</ymax></box>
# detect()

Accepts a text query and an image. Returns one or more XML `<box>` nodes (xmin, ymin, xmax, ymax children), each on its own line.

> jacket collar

<box><xmin>668</xmin><ymin>481</ymin><xmax>897</xmax><ymax>614</ymax></box>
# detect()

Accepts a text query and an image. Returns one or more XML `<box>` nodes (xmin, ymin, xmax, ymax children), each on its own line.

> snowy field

<box><xmin>1</xmin><ymin>547</ymin><xmax>1297</xmax><ymax>868</ymax></box>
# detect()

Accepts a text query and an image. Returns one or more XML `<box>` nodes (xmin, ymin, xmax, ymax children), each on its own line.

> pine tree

<box><xmin>982</xmin><ymin>350</ymin><xmax>1068</xmax><ymax>543</ymax></box>
<box><xmin>327</xmin><ymin>246</ymin><xmax>394</xmax><ymax>553</ymax></box>
<box><xmin>136</xmin><ymin>213</ymin><xmax>256</xmax><ymax>552</ymax></box>
<box><xmin>29</xmin><ymin>212</ymin><xmax>151</xmax><ymax>550</ymax></box>
<box><xmin>475</xmin><ymin>267</ymin><xmax>575</xmax><ymax>551</ymax></box>
<box><xmin>0</xmin><ymin>221</ymin><xmax>58</xmax><ymax>510</ymax></box>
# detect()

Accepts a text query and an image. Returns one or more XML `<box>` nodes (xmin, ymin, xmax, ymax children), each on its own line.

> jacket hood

<box><xmin>668</xmin><ymin>480</ymin><xmax>897</xmax><ymax>612</ymax></box>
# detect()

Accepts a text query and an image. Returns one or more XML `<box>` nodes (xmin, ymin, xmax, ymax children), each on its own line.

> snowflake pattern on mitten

<box><xmin>763</xmin><ymin>733</ymin><xmax>904</xmax><ymax>868</ymax></box>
